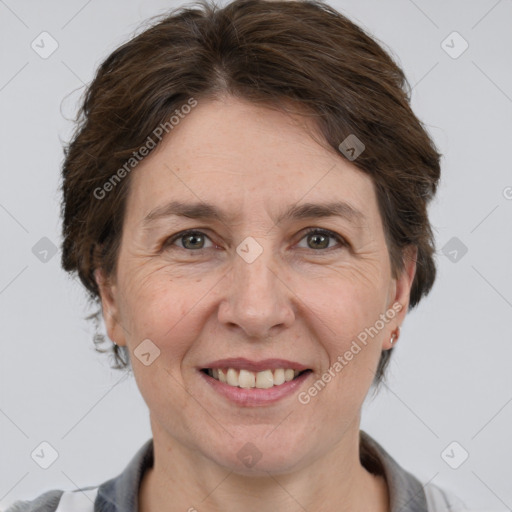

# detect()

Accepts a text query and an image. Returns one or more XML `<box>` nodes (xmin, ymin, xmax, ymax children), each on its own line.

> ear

<box><xmin>383</xmin><ymin>245</ymin><xmax>418</xmax><ymax>348</ymax></box>
<box><xmin>94</xmin><ymin>268</ymin><xmax>128</xmax><ymax>347</ymax></box>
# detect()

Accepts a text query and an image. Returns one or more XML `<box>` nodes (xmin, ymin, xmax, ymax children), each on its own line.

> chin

<box><xmin>202</xmin><ymin>436</ymin><xmax>310</xmax><ymax>476</ymax></box>
<box><xmin>218</xmin><ymin>453</ymin><xmax>303</xmax><ymax>477</ymax></box>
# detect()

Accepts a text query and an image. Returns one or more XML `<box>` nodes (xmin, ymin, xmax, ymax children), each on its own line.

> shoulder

<box><xmin>4</xmin><ymin>490</ymin><xmax>64</xmax><ymax>512</ymax></box>
<box><xmin>359</xmin><ymin>431</ymin><xmax>470</xmax><ymax>512</ymax></box>
<box><xmin>424</xmin><ymin>482</ymin><xmax>470</xmax><ymax>511</ymax></box>
<box><xmin>4</xmin><ymin>439</ymin><xmax>153</xmax><ymax>512</ymax></box>
<box><xmin>4</xmin><ymin>487</ymin><xmax>100</xmax><ymax>512</ymax></box>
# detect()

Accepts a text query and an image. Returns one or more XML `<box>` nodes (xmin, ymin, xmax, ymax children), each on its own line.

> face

<box><xmin>96</xmin><ymin>95</ymin><xmax>416</xmax><ymax>475</ymax></box>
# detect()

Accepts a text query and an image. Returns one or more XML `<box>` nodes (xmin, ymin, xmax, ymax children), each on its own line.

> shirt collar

<box><xmin>360</xmin><ymin>430</ymin><xmax>428</xmax><ymax>512</ymax></box>
<box><xmin>96</xmin><ymin>438</ymin><xmax>154</xmax><ymax>512</ymax></box>
<box><xmin>95</xmin><ymin>432</ymin><xmax>427</xmax><ymax>512</ymax></box>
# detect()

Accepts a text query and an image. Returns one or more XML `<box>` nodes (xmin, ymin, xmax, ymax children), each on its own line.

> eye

<box><xmin>297</xmin><ymin>228</ymin><xmax>347</xmax><ymax>251</ymax></box>
<box><xmin>163</xmin><ymin>228</ymin><xmax>348</xmax><ymax>252</ymax></box>
<box><xmin>164</xmin><ymin>230</ymin><xmax>215</xmax><ymax>251</ymax></box>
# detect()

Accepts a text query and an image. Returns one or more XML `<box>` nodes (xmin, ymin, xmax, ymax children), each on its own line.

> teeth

<box><xmin>239</xmin><ymin>369</ymin><xmax>256</xmax><ymax>388</ymax></box>
<box><xmin>273</xmin><ymin>368</ymin><xmax>285</xmax><ymax>385</ymax></box>
<box><xmin>285</xmin><ymin>369</ymin><xmax>295</xmax><ymax>382</ymax></box>
<box><xmin>227</xmin><ymin>368</ymin><xmax>238</xmax><ymax>386</ymax></box>
<box><xmin>206</xmin><ymin>368</ymin><xmax>306</xmax><ymax>388</ymax></box>
<box><xmin>255</xmin><ymin>369</ymin><xmax>274</xmax><ymax>389</ymax></box>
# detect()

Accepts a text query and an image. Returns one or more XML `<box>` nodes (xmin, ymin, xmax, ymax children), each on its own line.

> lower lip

<box><xmin>199</xmin><ymin>370</ymin><xmax>312</xmax><ymax>406</ymax></box>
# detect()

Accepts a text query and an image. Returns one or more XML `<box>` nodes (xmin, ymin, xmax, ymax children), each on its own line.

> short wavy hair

<box><xmin>60</xmin><ymin>0</ymin><xmax>441</xmax><ymax>384</ymax></box>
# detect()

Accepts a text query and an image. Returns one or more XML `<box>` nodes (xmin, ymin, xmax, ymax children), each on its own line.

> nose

<box><xmin>217</xmin><ymin>244</ymin><xmax>296</xmax><ymax>339</ymax></box>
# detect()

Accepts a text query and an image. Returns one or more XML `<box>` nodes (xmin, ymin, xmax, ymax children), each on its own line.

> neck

<box><xmin>139</xmin><ymin>420</ymin><xmax>389</xmax><ymax>512</ymax></box>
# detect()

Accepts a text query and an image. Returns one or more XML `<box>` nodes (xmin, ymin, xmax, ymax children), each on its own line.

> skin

<box><xmin>96</xmin><ymin>95</ymin><xmax>417</xmax><ymax>512</ymax></box>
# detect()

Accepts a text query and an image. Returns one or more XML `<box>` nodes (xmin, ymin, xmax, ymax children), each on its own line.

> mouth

<box><xmin>198</xmin><ymin>358</ymin><xmax>313</xmax><ymax>406</ymax></box>
<box><xmin>201</xmin><ymin>367</ymin><xmax>312</xmax><ymax>389</ymax></box>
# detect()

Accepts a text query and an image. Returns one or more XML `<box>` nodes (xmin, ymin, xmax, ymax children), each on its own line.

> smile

<box><xmin>202</xmin><ymin>368</ymin><xmax>311</xmax><ymax>389</ymax></box>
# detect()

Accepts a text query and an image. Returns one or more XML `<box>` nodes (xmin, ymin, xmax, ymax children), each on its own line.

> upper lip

<box><xmin>201</xmin><ymin>358</ymin><xmax>310</xmax><ymax>372</ymax></box>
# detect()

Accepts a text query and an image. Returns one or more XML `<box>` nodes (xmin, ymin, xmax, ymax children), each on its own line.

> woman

<box><xmin>6</xmin><ymin>0</ymin><xmax>469</xmax><ymax>510</ymax></box>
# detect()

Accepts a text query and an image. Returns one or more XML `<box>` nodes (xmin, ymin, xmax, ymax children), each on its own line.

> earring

<box><xmin>390</xmin><ymin>326</ymin><xmax>400</xmax><ymax>345</ymax></box>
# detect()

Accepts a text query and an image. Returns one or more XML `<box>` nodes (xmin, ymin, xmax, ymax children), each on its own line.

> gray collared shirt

<box><xmin>5</xmin><ymin>431</ymin><xmax>468</xmax><ymax>512</ymax></box>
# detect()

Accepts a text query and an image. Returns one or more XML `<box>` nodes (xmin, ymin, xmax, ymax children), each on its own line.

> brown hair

<box><xmin>60</xmin><ymin>0</ymin><xmax>441</xmax><ymax>384</ymax></box>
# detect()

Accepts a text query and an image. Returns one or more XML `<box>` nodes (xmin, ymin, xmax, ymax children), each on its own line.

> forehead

<box><xmin>125</xmin><ymin>96</ymin><xmax>380</xmax><ymax>229</ymax></box>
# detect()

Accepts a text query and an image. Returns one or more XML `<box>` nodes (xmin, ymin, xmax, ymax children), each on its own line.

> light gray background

<box><xmin>1</xmin><ymin>0</ymin><xmax>511</xmax><ymax>510</ymax></box>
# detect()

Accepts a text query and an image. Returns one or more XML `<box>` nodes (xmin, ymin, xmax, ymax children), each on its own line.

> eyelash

<box><xmin>163</xmin><ymin>228</ymin><xmax>348</xmax><ymax>253</ymax></box>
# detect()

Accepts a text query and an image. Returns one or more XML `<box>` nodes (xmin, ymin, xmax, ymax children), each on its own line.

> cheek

<box><xmin>302</xmin><ymin>286</ymin><xmax>385</xmax><ymax>419</ymax></box>
<box><xmin>121</xmin><ymin>276</ymin><xmax>204</xmax><ymax>417</ymax></box>
<box><xmin>120</xmin><ymin>269</ymin><xmax>204</xmax><ymax>354</ymax></box>
<box><xmin>306</xmin><ymin>272</ymin><xmax>388</xmax><ymax>373</ymax></box>
<box><xmin>307</xmin><ymin>264</ymin><xmax>387</xmax><ymax>327</ymax></box>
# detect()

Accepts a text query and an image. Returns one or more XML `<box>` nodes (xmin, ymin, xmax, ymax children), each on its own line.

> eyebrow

<box><xmin>143</xmin><ymin>200</ymin><xmax>366</xmax><ymax>228</ymax></box>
